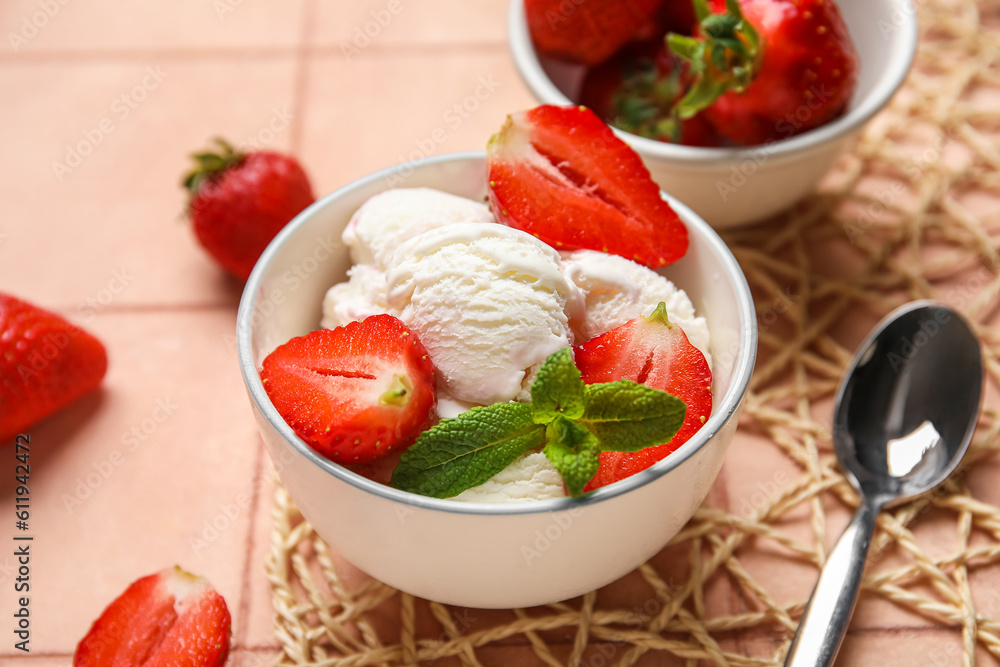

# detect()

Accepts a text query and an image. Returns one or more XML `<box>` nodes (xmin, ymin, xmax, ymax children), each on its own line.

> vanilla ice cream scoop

<box><xmin>343</xmin><ymin>187</ymin><xmax>494</xmax><ymax>268</ymax></box>
<box><xmin>320</xmin><ymin>264</ymin><xmax>387</xmax><ymax>329</ymax></box>
<box><xmin>450</xmin><ymin>452</ymin><xmax>567</xmax><ymax>503</ymax></box>
<box><xmin>386</xmin><ymin>222</ymin><xmax>577</xmax><ymax>405</ymax></box>
<box><xmin>561</xmin><ymin>249</ymin><xmax>712</xmax><ymax>365</ymax></box>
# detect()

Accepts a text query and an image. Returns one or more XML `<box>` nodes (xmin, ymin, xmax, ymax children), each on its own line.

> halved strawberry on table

<box><xmin>487</xmin><ymin>105</ymin><xmax>688</xmax><ymax>268</ymax></box>
<box><xmin>260</xmin><ymin>314</ymin><xmax>436</xmax><ymax>464</ymax></box>
<box><xmin>74</xmin><ymin>566</ymin><xmax>231</xmax><ymax>667</ymax></box>
<box><xmin>0</xmin><ymin>293</ymin><xmax>108</xmax><ymax>440</ymax></box>
<box><xmin>574</xmin><ymin>302</ymin><xmax>712</xmax><ymax>491</ymax></box>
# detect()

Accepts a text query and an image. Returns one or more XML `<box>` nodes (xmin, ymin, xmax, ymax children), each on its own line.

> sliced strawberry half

<box><xmin>74</xmin><ymin>566</ymin><xmax>231</xmax><ymax>667</ymax></box>
<box><xmin>574</xmin><ymin>302</ymin><xmax>712</xmax><ymax>491</ymax></box>
<box><xmin>260</xmin><ymin>314</ymin><xmax>437</xmax><ymax>464</ymax></box>
<box><xmin>487</xmin><ymin>105</ymin><xmax>688</xmax><ymax>269</ymax></box>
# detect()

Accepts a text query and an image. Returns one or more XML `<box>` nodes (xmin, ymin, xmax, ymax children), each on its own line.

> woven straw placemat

<box><xmin>265</xmin><ymin>1</ymin><xmax>1000</xmax><ymax>664</ymax></box>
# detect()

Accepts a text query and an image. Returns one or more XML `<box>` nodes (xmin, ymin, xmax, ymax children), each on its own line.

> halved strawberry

<box><xmin>574</xmin><ymin>302</ymin><xmax>711</xmax><ymax>490</ymax></box>
<box><xmin>74</xmin><ymin>566</ymin><xmax>231</xmax><ymax>667</ymax></box>
<box><xmin>260</xmin><ymin>314</ymin><xmax>436</xmax><ymax>464</ymax></box>
<box><xmin>487</xmin><ymin>105</ymin><xmax>688</xmax><ymax>268</ymax></box>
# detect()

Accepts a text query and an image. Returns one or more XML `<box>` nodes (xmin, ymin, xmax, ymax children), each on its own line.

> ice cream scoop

<box><xmin>385</xmin><ymin>222</ymin><xmax>577</xmax><ymax>405</ymax></box>
<box><xmin>343</xmin><ymin>187</ymin><xmax>493</xmax><ymax>268</ymax></box>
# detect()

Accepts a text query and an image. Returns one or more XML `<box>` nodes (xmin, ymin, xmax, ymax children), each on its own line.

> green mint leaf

<box><xmin>530</xmin><ymin>347</ymin><xmax>585</xmax><ymax>424</ymax></box>
<box><xmin>580</xmin><ymin>380</ymin><xmax>686</xmax><ymax>452</ymax></box>
<box><xmin>543</xmin><ymin>415</ymin><xmax>602</xmax><ymax>497</ymax></box>
<box><xmin>390</xmin><ymin>403</ymin><xmax>545</xmax><ymax>498</ymax></box>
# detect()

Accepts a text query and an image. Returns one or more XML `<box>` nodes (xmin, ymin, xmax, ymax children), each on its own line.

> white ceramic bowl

<box><xmin>237</xmin><ymin>153</ymin><xmax>757</xmax><ymax>608</ymax></box>
<box><xmin>508</xmin><ymin>0</ymin><xmax>918</xmax><ymax>228</ymax></box>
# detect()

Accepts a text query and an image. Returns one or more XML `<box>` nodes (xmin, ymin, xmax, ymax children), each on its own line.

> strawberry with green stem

<box><xmin>579</xmin><ymin>40</ymin><xmax>719</xmax><ymax>146</ymax></box>
<box><xmin>668</xmin><ymin>0</ymin><xmax>858</xmax><ymax>145</ymax></box>
<box><xmin>183</xmin><ymin>138</ymin><xmax>315</xmax><ymax>281</ymax></box>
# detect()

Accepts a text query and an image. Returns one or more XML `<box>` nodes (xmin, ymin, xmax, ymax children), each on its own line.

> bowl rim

<box><xmin>507</xmin><ymin>0</ymin><xmax>919</xmax><ymax>166</ymax></box>
<box><xmin>237</xmin><ymin>151</ymin><xmax>757</xmax><ymax>516</ymax></box>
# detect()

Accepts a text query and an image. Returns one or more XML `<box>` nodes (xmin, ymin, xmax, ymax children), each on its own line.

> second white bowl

<box><xmin>508</xmin><ymin>0</ymin><xmax>918</xmax><ymax>227</ymax></box>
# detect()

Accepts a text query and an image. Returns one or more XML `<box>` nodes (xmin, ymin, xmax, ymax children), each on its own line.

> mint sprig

<box><xmin>390</xmin><ymin>345</ymin><xmax>687</xmax><ymax>498</ymax></box>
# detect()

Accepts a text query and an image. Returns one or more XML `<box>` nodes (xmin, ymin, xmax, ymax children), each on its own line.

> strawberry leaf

<box><xmin>390</xmin><ymin>403</ymin><xmax>545</xmax><ymax>499</ymax></box>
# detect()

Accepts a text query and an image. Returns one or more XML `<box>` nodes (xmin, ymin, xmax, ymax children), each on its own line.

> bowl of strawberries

<box><xmin>237</xmin><ymin>105</ymin><xmax>756</xmax><ymax>608</ymax></box>
<box><xmin>509</xmin><ymin>0</ymin><xmax>918</xmax><ymax>227</ymax></box>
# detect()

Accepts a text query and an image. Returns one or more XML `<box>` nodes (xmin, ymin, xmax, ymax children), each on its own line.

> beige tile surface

<box><xmin>0</xmin><ymin>1</ymin><xmax>307</xmax><ymax>54</ymax></box>
<box><xmin>0</xmin><ymin>56</ymin><xmax>297</xmax><ymax>309</ymax></box>
<box><xmin>0</xmin><ymin>309</ymin><xmax>258</xmax><ymax>655</ymax></box>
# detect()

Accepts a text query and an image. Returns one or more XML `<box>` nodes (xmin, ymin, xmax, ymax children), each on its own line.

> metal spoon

<box><xmin>783</xmin><ymin>301</ymin><xmax>983</xmax><ymax>667</ymax></box>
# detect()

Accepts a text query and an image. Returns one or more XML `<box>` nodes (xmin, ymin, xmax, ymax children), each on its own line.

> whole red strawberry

<box><xmin>261</xmin><ymin>314</ymin><xmax>437</xmax><ymax>464</ymax></box>
<box><xmin>526</xmin><ymin>0</ymin><xmax>663</xmax><ymax>65</ymax></box>
<box><xmin>487</xmin><ymin>105</ymin><xmax>688</xmax><ymax>268</ymax></box>
<box><xmin>574</xmin><ymin>302</ymin><xmax>712</xmax><ymax>491</ymax></box>
<box><xmin>0</xmin><ymin>293</ymin><xmax>107</xmax><ymax>440</ymax></box>
<box><xmin>74</xmin><ymin>566</ymin><xmax>231</xmax><ymax>667</ymax></box>
<box><xmin>669</xmin><ymin>0</ymin><xmax>858</xmax><ymax>145</ymax></box>
<box><xmin>579</xmin><ymin>40</ymin><xmax>719</xmax><ymax>146</ymax></box>
<box><xmin>183</xmin><ymin>139</ymin><xmax>315</xmax><ymax>280</ymax></box>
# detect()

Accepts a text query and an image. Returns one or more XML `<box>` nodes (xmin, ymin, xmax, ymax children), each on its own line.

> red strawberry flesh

<box><xmin>73</xmin><ymin>566</ymin><xmax>231</xmax><ymax>667</ymax></box>
<box><xmin>0</xmin><ymin>293</ymin><xmax>107</xmax><ymax>440</ymax></box>
<box><xmin>260</xmin><ymin>314</ymin><xmax>436</xmax><ymax>464</ymax></box>
<box><xmin>487</xmin><ymin>105</ymin><xmax>688</xmax><ymax>268</ymax></box>
<box><xmin>574</xmin><ymin>302</ymin><xmax>712</xmax><ymax>491</ymax></box>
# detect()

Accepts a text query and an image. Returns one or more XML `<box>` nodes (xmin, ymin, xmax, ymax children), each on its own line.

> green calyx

<box><xmin>667</xmin><ymin>0</ymin><xmax>762</xmax><ymax>119</ymax></box>
<box><xmin>181</xmin><ymin>137</ymin><xmax>245</xmax><ymax>200</ymax></box>
<box><xmin>380</xmin><ymin>374</ymin><xmax>412</xmax><ymax>407</ymax></box>
<box><xmin>607</xmin><ymin>58</ymin><xmax>686</xmax><ymax>143</ymax></box>
<box><xmin>390</xmin><ymin>307</ymin><xmax>687</xmax><ymax>499</ymax></box>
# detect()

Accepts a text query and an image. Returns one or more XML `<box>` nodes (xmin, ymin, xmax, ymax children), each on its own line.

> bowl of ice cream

<box><xmin>508</xmin><ymin>0</ymin><xmax>917</xmax><ymax>228</ymax></box>
<box><xmin>237</xmin><ymin>151</ymin><xmax>756</xmax><ymax>608</ymax></box>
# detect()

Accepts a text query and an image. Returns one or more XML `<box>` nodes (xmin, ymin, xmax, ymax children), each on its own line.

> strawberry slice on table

<box><xmin>668</xmin><ymin>0</ymin><xmax>858</xmax><ymax>145</ymax></box>
<box><xmin>526</xmin><ymin>0</ymin><xmax>664</xmax><ymax>65</ymax></box>
<box><xmin>183</xmin><ymin>138</ymin><xmax>315</xmax><ymax>281</ymax></box>
<box><xmin>487</xmin><ymin>105</ymin><xmax>688</xmax><ymax>268</ymax></box>
<box><xmin>260</xmin><ymin>314</ymin><xmax>437</xmax><ymax>464</ymax></box>
<box><xmin>574</xmin><ymin>302</ymin><xmax>712</xmax><ymax>491</ymax></box>
<box><xmin>74</xmin><ymin>566</ymin><xmax>231</xmax><ymax>667</ymax></box>
<box><xmin>0</xmin><ymin>293</ymin><xmax>107</xmax><ymax>440</ymax></box>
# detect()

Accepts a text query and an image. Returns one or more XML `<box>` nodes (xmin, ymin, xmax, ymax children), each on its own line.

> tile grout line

<box><xmin>288</xmin><ymin>0</ymin><xmax>316</xmax><ymax>156</ymax></box>
<box><xmin>234</xmin><ymin>435</ymin><xmax>268</xmax><ymax>649</ymax></box>
<box><xmin>0</xmin><ymin>41</ymin><xmax>507</xmax><ymax>65</ymax></box>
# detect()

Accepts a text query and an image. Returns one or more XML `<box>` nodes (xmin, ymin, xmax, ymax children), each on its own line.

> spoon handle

<box><xmin>783</xmin><ymin>496</ymin><xmax>881</xmax><ymax>667</ymax></box>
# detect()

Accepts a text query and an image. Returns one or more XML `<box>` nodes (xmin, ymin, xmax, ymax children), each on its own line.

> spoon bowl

<box><xmin>834</xmin><ymin>301</ymin><xmax>983</xmax><ymax>506</ymax></box>
<box><xmin>785</xmin><ymin>301</ymin><xmax>983</xmax><ymax>666</ymax></box>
